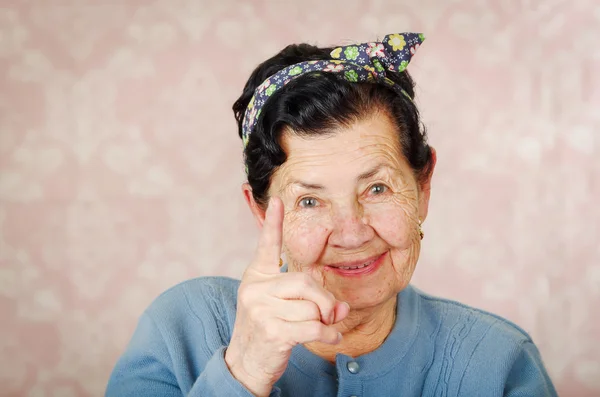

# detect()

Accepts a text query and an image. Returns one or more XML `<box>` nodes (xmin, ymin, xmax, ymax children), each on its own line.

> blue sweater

<box><xmin>106</xmin><ymin>277</ymin><xmax>557</xmax><ymax>396</ymax></box>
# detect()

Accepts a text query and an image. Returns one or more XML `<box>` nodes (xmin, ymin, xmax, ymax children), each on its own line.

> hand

<box><xmin>225</xmin><ymin>197</ymin><xmax>349</xmax><ymax>397</ymax></box>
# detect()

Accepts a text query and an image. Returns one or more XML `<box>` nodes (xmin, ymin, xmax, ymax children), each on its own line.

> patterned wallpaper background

<box><xmin>1</xmin><ymin>1</ymin><xmax>599</xmax><ymax>396</ymax></box>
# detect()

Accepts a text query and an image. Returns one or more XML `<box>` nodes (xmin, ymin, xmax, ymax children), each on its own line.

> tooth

<box><xmin>338</xmin><ymin>260</ymin><xmax>376</xmax><ymax>270</ymax></box>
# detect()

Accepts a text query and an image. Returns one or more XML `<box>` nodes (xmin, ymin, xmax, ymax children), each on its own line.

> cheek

<box><xmin>283</xmin><ymin>212</ymin><xmax>330</xmax><ymax>265</ymax></box>
<box><xmin>368</xmin><ymin>198</ymin><xmax>417</xmax><ymax>248</ymax></box>
<box><xmin>370</xmin><ymin>208</ymin><xmax>408</xmax><ymax>247</ymax></box>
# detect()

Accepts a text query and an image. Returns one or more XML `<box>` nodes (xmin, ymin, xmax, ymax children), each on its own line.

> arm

<box><xmin>106</xmin><ymin>312</ymin><xmax>277</xmax><ymax>397</ymax></box>
<box><xmin>193</xmin><ymin>346</ymin><xmax>281</xmax><ymax>397</ymax></box>
<box><xmin>504</xmin><ymin>341</ymin><xmax>558</xmax><ymax>397</ymax></box>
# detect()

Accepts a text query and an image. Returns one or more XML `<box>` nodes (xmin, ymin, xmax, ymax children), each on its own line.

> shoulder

<box><xmin>146</xmin><ymin>276</ymin><xmax>240</xmax><ymax>314</ymax></box>
<box><xmin>144</xmin><ymin>276</ymin><xmax>241</xmax><ymax>343</ymax></box>
<box><xmin>407</xmin><ymin>287</ymin><xmax>558</xmax><ymax>395</ymax></box>
<box><xmin>107</xmin><ymin>277</ymin><xmax>243</xmax><ymax>394</ymax></box>
<box><xmin>409</xmin><ymin>285</ymin><xmax>533</xmax><ymax>346</ymax></box>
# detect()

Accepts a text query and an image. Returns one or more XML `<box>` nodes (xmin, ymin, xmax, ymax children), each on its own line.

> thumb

<box><xmin>333</xmin><ymin>300</ymin><xmax>350</xmax><ymax>324</ymax></box>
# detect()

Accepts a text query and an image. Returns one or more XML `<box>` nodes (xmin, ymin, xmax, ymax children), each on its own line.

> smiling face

<box><xmin>260</xmin><ymin>109</ymin><xmax>434</xmax><ymax>310</ymax></box>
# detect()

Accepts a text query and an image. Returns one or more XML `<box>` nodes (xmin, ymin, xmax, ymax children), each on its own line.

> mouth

<box><xmin>325</xmin><ymin>252</ymin><xmax>387</xmax><ymax>277</ymax></box>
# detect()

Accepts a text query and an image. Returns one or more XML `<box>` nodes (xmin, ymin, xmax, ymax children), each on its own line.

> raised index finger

<box><xmin>252</xmin><ymin>196</ymin><xmax>284</xmax><ymax>274</ymax></box>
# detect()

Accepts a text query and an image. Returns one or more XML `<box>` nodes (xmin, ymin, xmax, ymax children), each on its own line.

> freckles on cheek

<box><xmin>285</xmin><ymin>216</ymin><xmax>330</xmax><ymax>265</ymax></box>
<box><xmin>370</xmin><ymin>204</ymin><xmax>411</xmax><ymax>248</ymax></box>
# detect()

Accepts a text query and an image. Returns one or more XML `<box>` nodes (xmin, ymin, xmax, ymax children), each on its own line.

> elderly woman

<box><xmin>106</xmin><ymin>33</ymin><xmax>557</xmax><ymax>396</ymax></box>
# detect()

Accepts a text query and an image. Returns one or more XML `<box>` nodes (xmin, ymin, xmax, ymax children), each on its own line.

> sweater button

<box><xmin>346</xmin><ymin>361</ymin><xmax>360</xmax><ymax>374</ymax></box>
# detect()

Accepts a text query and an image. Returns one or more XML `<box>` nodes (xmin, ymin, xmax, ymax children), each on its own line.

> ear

<box><xmin>242</xmin><ymin>183</ymin><xmax>267</xmax><ymax>229</ymax></box>
<box><xmin>418</xmin><ymin>147</ymin><xmax>437</xmax><ymax>223</ymax></box>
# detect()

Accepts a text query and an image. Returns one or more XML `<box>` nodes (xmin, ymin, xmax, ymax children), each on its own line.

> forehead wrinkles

<box><xmin>273</xmin><ymin>115</ymin><xmax>409</xmax><ymax>189</ymax></box>
<box><xmin>281</xmin><ymin>137</ymin><xmax>404</xmax><ymax>172</ymax></box>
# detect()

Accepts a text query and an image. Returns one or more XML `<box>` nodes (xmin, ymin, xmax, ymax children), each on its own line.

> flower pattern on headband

<box><xmin>344</xmin><ymin>46</ymin><xmax>360</xmax><ymax>61</ymax></box>
<box><xmin>241</xmin><ymin>32</ymin><xmax>425</xmax><ymax>150</ymax></box>
<box><xmin>288</xmin><ymin>66</ymin><xmax>303</xmax><ymax>76</ymax></box>
<box><xmin>388</xmin><ymin>34</ymin><xmax>407</xmax><ymax>51</ymax></box>
<box><xmin>324</xmin><ymin>63</ymin><xmax>345</xmax><ymax>72</ymax></box>
<box><xmin>344</xmin><ymin>70</ymin><xmax>359</xmax><ymax>82</ymax></box>
<box><xmin>265</xmin><ymin>85</ymin><xmax>276</xmax><ymax>96</ymax></box>
<box><xmin>366</xmin><ymin>43</ymin><xmax>385</xmax><ymax>58</ymax></box>
<box><xmin>410</xmin><ymin>43</ymin><xmax>421</xmax><ymax>55</ymax></box>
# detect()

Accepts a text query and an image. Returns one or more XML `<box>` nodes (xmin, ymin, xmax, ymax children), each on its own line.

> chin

<box><xmin>334</xmin><ymin>281</ymin><xmax>402</xmax><ymax>310</ymax></box>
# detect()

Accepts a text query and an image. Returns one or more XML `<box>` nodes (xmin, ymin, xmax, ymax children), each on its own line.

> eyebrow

<box><xmin>285</xmin><ymin>181</ymin><xmax>326</xmax><ymax>191</ymax></box>
<box><xmin>283</xmin><ymin>163</ymin><xmax>390</xmax><ymax>192</ymax></box>
<box><xmin>357</xmin><ymin>163</ymin><xmax>387</xmax><ymax>182</ymax></box>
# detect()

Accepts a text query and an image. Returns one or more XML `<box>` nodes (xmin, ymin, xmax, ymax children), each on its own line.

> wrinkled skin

<box><xmin>227</xmin><ymin>109</ymin><xmax>436</xmax><ymax>396</ymax></box>
<box><xmin>273</xmin><ymin>110</ymin><xmax>435</xmax><ymax>357</ymax></box>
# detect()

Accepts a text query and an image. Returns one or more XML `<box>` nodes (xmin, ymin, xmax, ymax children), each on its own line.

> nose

<box><xmin>327</xmin><ymin>202</ymin><xmax>374</xmax><ymax>249</ymax></box>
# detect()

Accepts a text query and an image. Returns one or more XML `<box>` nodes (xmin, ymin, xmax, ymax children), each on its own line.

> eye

<box><xmin>369</xmin><ymin>184</ymin><xmax>387</xmax><ymax>195</ymax></box>
<box><xmin>299</xmin><ymin>197</ymin><xmax>319</xmax><ymax>208</ymax></box>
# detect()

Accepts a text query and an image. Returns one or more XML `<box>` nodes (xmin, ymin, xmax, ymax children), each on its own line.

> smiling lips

<box><xmin>338</xmin><ymin>257</ymin><xmax>378</xmax><ymax>270</ymax></box>
<box><xmin>326</xmin><ymin>252</ymin><xmax>386</xmax><ymax>276</ymax></box>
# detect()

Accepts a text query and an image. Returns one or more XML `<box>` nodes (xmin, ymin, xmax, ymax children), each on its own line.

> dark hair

<box><xmin>233</xmin><ymin>43</ymin><xmax>433</xmax><ymax>208</ymax></box>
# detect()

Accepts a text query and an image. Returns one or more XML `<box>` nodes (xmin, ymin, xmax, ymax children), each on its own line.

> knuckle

<box><xmin>263</xmin><ymin>321</ymin><xmax>282</xmax><ymax>343</ymax></box>
<box><xmin>315</xmin><ymin>292</ymin><xmax>336</xmax><ymax>321</ymax></box>
<box><xmin>324</xmin><ymin>291</ymin><xmax>336</xmax><ymax>308</ymax></box>
<box><xmin>306</xmin><ymin>303</ymin><xmax>321</xmax><ymax>320</ymax></box>
<box><xmin>307</xmin><ymin>323</ymin><xmax>326</xmax><ymax>340</ymax></box>
<box><xmin>238</xmin><ymin>284</ymin><xmax>267</xmax><ymax>315</ymax></box>
<box><xmin>237</xmin><ymin>286</ymin><xmax>254</xmax><ymax>307</ymax></box>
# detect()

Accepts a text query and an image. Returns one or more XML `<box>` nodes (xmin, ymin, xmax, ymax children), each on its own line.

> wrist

<box><xmin>224</xmin><ymin>347</ymin><xmax>272</xmax><ymax>397</ymax></box>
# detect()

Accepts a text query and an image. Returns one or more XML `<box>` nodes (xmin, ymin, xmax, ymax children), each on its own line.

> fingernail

<box><xmin>343</xmin><ymin>302</ymin><xmax>350</xmax><ymax>311</ymax></box>
<box><xmin>337</xmin><ymin>332</ymin><xmax>343</xmax><ymax>343</ymax></box>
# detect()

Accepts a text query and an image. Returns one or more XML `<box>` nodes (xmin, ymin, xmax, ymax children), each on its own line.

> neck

<box><xmin>304</xmin><ymin>296</ymin><xmax>398</xmax><ymax>363</ymax></box>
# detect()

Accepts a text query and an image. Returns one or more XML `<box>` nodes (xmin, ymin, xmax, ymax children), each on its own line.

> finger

<box><xmin>252</xmin><ymin>196</ymin><xmax>284</xmax><ymax>274</ymax></box>
<box><xmin>332</xmin><ymin>301</ymin><xmax>351</xmax><ymax>324</ymax></box>
<box><xmin>272</xmin><ymin>273</ymin><xmax>338</xmax><ymax>325</ymax></box>
<box><xmin>274</xmin><ymin>300</ymin><xmax>321</xmax><ymax>322</ymax></box>
<box><xmin>285</xmin><ymin>320</ymin><xmax>342</xmax><ymax>345</ymax></box>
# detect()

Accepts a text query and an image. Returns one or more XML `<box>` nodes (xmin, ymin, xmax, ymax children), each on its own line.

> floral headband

<box><xmin>241</xmin><ymin>32</ymin><xmax>425</xmax><ymax>148</ymax></box>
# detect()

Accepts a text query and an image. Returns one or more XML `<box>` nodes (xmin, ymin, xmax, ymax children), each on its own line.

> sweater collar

<box><xmin>288</xmin><ymin>285</ymin><xmax>421</xmax><ymax>379</ymax></box>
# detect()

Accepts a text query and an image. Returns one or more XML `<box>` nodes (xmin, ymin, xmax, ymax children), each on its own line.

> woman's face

<box><xmin>266</xmin><ymin>110</ymin><xmax>433</xmax><ymax>309</ymax></box>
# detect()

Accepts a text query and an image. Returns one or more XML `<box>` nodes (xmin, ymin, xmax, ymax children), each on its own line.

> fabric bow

<box><xmin>242</xmin><ymin>32</ymin><xmax>425</xmax><ymax>149</ymax></box>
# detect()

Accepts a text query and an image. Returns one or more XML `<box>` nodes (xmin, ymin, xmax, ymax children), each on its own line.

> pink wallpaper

<box><xmin>1</xmin><ymin>1</ymin><xmax>599</xmax><ymax>396</ymax></box>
